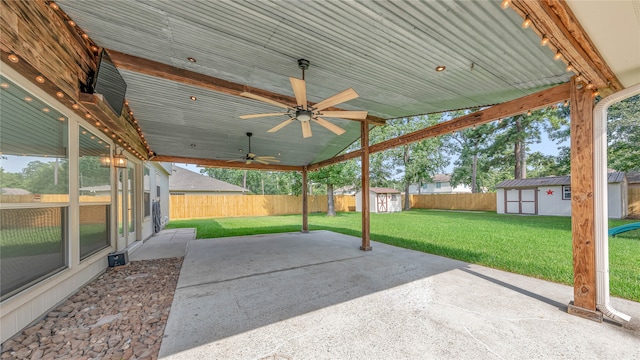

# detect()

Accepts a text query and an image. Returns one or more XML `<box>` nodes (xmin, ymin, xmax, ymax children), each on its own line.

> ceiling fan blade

<box><xmin>240</xmin><ymin>92</ymin><xmax>291</xmax><ymax>109</ymax></box>
<box><xmin>267</xmin><ymin>118</ymin><xmax>296</xmax><ymax>133</ymax></box>
<box><xmin>312</xmin><ymin>88</ymin><xmax>359</xmax><ymax>111</ymax></box>
<box><xmin>256</xmin><ymin>157</ymin><xmax>280</xmax><ymax>162</ymax></box>
<box><xmin>255</xmin><ymin>159</ymin><xmax>270</xmax><ymax>165</ymax></box>
<box><xmin>246</xmin><ymin>159</ymin><xmax>252</xmax><ymax>165</ymax></box>
<box><xmin>301</xmin><ymin>121</ymin><xmax>312</xmax><ymax>138</ymax></box>
<box><xmin>290</xmin><ymin>77</ymin><xmax>307</xmax><ymax>108</ymax></box>
<box><xmin>239</xmin><ymin>113</ymin><xmax>285</xmax><ymax>119</ymax></box>
<box><xmin>312</xmin><ymin>117</ymin><xmax>346</xmax><ymax>135</ymax></box>
<box><xmin>319</xmin><ymin>111</ymin><xmax>368</xmax><ymax>119</ymax></box>
<box><xmin>256</xmin><ymin>156</ymin><xmax>277</xmax><ymax>159</ymax></box>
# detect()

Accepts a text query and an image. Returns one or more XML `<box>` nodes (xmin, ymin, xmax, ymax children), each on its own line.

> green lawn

<box><xmin>166</xmin><ymin>210</ymin><xmax>640</xmax><ymax>302</ymax></box>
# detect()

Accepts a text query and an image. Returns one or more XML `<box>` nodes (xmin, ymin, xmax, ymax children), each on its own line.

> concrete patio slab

<box><xmin>159</xmin><ymin>230</ymin><xmax>639</xmax><ymax>360</ymax></box>
<box><xmin>129</xmin><ymin>228</ymin><xmax>194</xmax><ymax>261</ymax></box>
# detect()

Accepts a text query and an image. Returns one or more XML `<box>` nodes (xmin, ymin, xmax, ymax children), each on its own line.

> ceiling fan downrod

<box><xmin>298</xmin><ymin>59</ymin><xmax>309</xmax><ymax>80</ymax></box>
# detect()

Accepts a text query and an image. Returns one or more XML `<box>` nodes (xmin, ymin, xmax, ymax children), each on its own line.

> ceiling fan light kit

<box><xmin>226</xmin><ymin>132</ymin><xmax>281</xmax><ymax>165</ymax></box>
<box><xmin>240</xmin><ymin>59</ymin><xmax>368</xmax><ymax>138</ymax></box>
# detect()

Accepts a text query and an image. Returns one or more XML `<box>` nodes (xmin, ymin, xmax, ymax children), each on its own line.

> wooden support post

<box><xmin>567</xmin><ymin>77</ymin><xmax>601</xmax><ymax>322</ymax></box>
<box><xmin>360</xmin><ymin>121</ymin><xmax>372</xmax><ymax>251</ymax></box>
<box><xmin>301</xmin><ymin>166</ymin><xmax>309</xmax><ymax>233</ymax></box>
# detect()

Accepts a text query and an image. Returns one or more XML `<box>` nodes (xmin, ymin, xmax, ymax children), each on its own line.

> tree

<box><xmin>448</xmin><ymin>121</ymin><xmax>495</xmax><ymax>193</ymax></box>
<box><xmin>198</xmin><ymin>167</ymin><xmax>302</xmax><ymax>195</ymax></box>
<box><xmin>369</xmin><ymin>115</ymin><xmax>448</xmax><ymax>210</ymax></box>
<box><xmin>487</xmin><ymin>105</ymin><xmax>569</xmax><ymax>179</ymax></box>
<box><xmin>309</xmin><ymin>160</ymin><xmax>358</xmax><ymax>216</ymax></box>
<box><xmin>607</xmin><ymin>94</ymin><xmax>640</xmax><ymax>171</ymax></box>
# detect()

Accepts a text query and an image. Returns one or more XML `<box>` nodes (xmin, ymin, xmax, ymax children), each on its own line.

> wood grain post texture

<box><xmin>301</xmin><ymin>167</ymin><xmax>309</xmax><ymax>233</ymax></box>
<box><xmin>567</xmin><ymin>77</ymin><xmax>601</xmax><ymax>322</ymax></box>
<box><xmin>360</xmin><ymin>121</ymin><xmax>372</xmax><ymax>251</ymax></box>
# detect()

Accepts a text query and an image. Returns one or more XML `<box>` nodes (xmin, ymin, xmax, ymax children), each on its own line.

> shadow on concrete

<box><xmin>460</xmin><ymin>267</ymin><xmax>568</xmax><ymax>311</ymax></box>
<box><xmin>159</xmin><ymin>230</ymin><xmax>469</xmax><ymax>357</ymax></box>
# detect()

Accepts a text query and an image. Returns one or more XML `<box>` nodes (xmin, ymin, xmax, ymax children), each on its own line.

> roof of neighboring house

<box><xmin>368</xmin><ymin>187</ymin><xmax>401</xmax><ymax>194</ymax></box>
<box><xmin>497</xmin><ymin>172</ymin><xmax>626</xmax><ymax>188</ymax></box>
<box><xmin>169</xmin><ymin>166</ymin><xmax>249</xmax><ymax>193</ymax></box>
<box><xmin>432</xmin><ymin>174</ymin><xmax>451</xmax><ymax>182</ymax></box>
<box><xmin>626</xmin><ymin>171</ymin><xmax>640</xmax><ymax>184</ymax></box>
<box><xmin>0</xmin><ymin>188</ymin><xmax>32</xmax><ymax>195</ymax></box>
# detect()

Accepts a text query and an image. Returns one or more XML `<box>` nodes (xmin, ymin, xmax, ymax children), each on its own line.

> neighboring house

<box><xmin>334</xmin><ymin>185</ymin><xmax>357</xmax><ymax>195</ymax></box>
<box><xmin>356</xmin><ymin>187</ymin><xmax>402</xmax><ymax>213</ymax></box>
<box><xmin>0</xmin><ymin>188</ymin><xmax>32</xmax><ymax>196</ymax></box>
<box><xmin>496</xmin><ymin>172</ymin><xmax>628</xmax><ymax>219</ymax></box>
<box><xmin>409</xmin><ymin>174</ymin><xmax>472</xmax><ymax>194</ymax></box>
<box><xmin>169</xmin><ymin>166</ymin><xmax>249</xmax><ymax>195</ymax></box>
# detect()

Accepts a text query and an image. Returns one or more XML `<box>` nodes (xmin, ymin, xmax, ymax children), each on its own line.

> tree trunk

<box><xmin>520</xmin><ymin>141</ymin><xmax>527</xmax><ymax>179</ymax></box>
<box><xmin>327</xmin><ymin>183</ymin><xmax>336</xmax><ymax>216</ymax></box>
<box><xmin>261</xmin><ymin>177</ymin><xmax>264</xmax><ymax>194</ymax></box>
<box><xmin>514</xmin><ymin>117</ymin><xmax>524</xmax><ymax>179</ymax></box>
<box><xmin>471</xmin><ymin>153</ymin><xmax>478</xmax><ymax>193</ymax></box>
<box><xmin>403</xmin><ymin>182</ymin><xmax>411</xmax><ymax>210</ymax></box>
<box><xmin>242</xmin><ymin>170</ymin><xmax>247</xmax><ymax>189</ymax></box>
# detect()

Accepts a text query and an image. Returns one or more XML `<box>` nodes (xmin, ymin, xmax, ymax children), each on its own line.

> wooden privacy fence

<box><xmin>629</xmin><ymin>187</ymin><xmax>640</xmax><ymax>217</ymax></box>
<box><xmin>410</xmin><ymin>193</ymin><xmax>497</xmax><ymax>211</ymax></box>
<box><xmin>170</xmin><ymin>194</ymin><xmax>356</xmax><ymax>220</ymax></box>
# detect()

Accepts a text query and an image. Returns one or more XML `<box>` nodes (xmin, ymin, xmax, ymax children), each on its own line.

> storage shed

<box><xmin>496</xmin><ymin>172</ymin><xmax>628</xmax><ymax>219</ymax></box>
<box><xmin>356</xmin><ymin>187</ymin><xmax>402</xmax><ymax>213</ymax></box>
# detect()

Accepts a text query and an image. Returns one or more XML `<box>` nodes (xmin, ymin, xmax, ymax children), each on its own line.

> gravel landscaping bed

<box><xmin>1</xmin><ymin>257</ymin><xmax>183</xmax><ymax>360</ymax></box>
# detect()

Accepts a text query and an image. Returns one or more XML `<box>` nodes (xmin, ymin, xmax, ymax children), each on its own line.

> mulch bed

<box><xmin>1</xmin><ymin>257</ymin><xmax>183</xmax><ymax>360</ymax></box>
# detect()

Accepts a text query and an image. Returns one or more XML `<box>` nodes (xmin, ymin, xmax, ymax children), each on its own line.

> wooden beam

<box><xmin>360</xmin><ymin>121</ymin><xmax>372</xmax><ymax>251</ymax></box>
<box><xmin>370</xmin><ymin>83</ymin><xmax>570</xmax><ymax>154</ymax></box>
<box><xmin>308</xmin><ymin>82</ymin><xmax>571</xmax><ymax>170</ymax></box>
<box><xmin>567</xmin><ymin>77</ymin><xmax>598</xmax><ymax>317</ymax></box>
<box><xmin>107</xmin><ymin>50</ymin><xmax>387</xmax><ymax>126</ymax></box>
<box><xmin>78</xmin><ymin>93</ymin><xmax>147</xmax><ymax>158</ymax></box>
<box><xmin>152</xmin><ymin>155</ymin><xmax>302</xmax><ymax>172</ymax></box>
<box><xmin>302</xmin><ymin>167</ymin><xmax>309</xmax><ymax>233</ymax></box>
<box><xmin>511</xmin><ymin>0</ymin><xmax>622</xmax><ymax>94</ymax></box>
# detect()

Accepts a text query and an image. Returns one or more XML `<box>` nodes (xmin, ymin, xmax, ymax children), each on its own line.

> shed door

<box><xmin>377</xmin><ymin>194</ymin><xmax>388</xmax><ymax>212</ymax></box>
<box><xmin>504</xmin><ymin>188</ymin><xmax>537</xmax><ymax>215</ymax></box>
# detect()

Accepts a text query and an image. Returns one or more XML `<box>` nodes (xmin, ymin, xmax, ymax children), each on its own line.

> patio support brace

<box><xmin>567</xmin><ymin>76</ymin><xmax>602</xmax><ymax>322</ymax></box>
<box><xmin>302</xmin><ymin>166</ymin><xmax>309</xmax><ymax>233</ymax></box>
<box><xmin>360</xmin><ymin>121</ymin><xmax>372</xmax><ymax>251</ymax></box>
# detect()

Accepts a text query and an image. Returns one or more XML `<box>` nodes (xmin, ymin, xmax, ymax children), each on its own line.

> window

<box><xmin>79</xmin><ymin>126</ymin><xmax>111</xmax><ymax>259</ymax></box>
<box><xmin>0</xmin><ymin>75</ymin><xmax>69</xmax><ymax>299</ymax></box>
<box><xmin>562</xmin><ymin>185</ymin><xmax>571</xmax><ymax>200</ymax></box>
<box><xmin>436</xmin><ymin>182</ymin><xmax>442</xmax><ymax>189</ymax></box>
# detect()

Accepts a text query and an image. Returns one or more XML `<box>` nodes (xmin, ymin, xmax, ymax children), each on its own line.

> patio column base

<box><xmin>567</xmin><ymin>301</ymin><xmax>603</xmax><ymax>323</ymax></box>
<box><xmin>359</xmin><ymin>246</ymin><xmax>372</xmax><ymax>251</ymax></box>
<box><xmin>301</xmin><ymin>229</ymin><xmax>309</xmax><ymax>233</ymax></box>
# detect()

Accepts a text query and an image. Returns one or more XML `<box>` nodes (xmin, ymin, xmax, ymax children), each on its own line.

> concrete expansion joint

<box><xmin>177</xmin><ymin>255</ymin><xmax>367</xmax><ymax>290</ymax></box>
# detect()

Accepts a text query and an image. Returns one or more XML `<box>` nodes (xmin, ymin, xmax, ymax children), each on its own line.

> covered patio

<box><xmin>1</xmin><ymin>0</ymin><xmax>639</xmax><ymax>345</ymax></box>
<box><xmin>142</xmin><ymin>230</ymin><xmax>640</xmax><ymax>359</ymax></box>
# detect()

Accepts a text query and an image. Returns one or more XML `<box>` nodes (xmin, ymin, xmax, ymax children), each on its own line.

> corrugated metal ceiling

<box><xmin>57</xmin><ymin>0</ymin><xmax>572</xmax><ymax>166</ymax></box>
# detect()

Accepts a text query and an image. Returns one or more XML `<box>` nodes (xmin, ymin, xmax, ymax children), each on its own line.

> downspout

<box><xmin>593</xmin><ymin>83</ymin><xmax>640</xmax><ymax>323</ymax></box>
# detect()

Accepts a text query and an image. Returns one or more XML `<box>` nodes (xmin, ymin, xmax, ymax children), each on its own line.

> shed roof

<box><xmin>626</xmin><ymin>171</ymin><xmax>640</xmax><ymax>184</ymax></box>
<box><xmin>497</xmin><ymin>172</ymin><xmax>626</xmax><ymax>189</ymax></box>
<box><xmin>169</xmin><ymin>166</ymin><xmax>249</xmax><ymax>193</ymax></box>
<box><xmin>369</xmin><ymin>187</ymin><xmax>401</xmax><ymax>194</ymax></box>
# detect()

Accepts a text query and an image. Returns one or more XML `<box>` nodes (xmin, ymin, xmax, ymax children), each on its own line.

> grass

<box><xmin>166</xmin><ymin>210</ymin><xmax>640</xmax><ymax>302</ymax></box>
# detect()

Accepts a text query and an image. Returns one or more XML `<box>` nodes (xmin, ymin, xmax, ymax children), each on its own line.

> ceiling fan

<box><xmin>239</xmin><ymin>59</ymin><xmax>368</xmax><ymax>138</ymax></box>
<box><xmin>228</xmin><ymin>132</ymin><xmax>280</xmax><ymax>165</ymax></box>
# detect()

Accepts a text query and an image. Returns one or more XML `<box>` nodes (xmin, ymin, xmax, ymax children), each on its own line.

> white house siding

<box><xmin>538</xmin><ymin>186</ymin><xmax>571</xmax><ymax>216</ymax></box>
<box><xmin>497</xmin><ymin>183</ymin><xmax>625</xmax><ymax>219</ymax></box>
